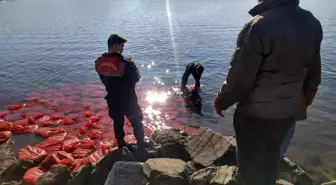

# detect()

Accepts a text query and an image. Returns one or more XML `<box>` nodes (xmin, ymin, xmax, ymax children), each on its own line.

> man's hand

<box><xmin>215</xmin><ymin>108</ymin><xmax>225</xmax><ymax>117</ymax></box>
<box><xmin>126</xmin><ymin>57</ymin><xmax>134</xmax><ymax>62</ymax></box>
<box><xmin>192</xmin><ymin>86</ymin><xmax>200</xmax><ymax>92</ymax></box>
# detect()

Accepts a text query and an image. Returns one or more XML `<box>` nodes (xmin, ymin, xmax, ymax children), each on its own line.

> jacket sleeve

<box><xmin>303</xmin><ymin>22</ymin><xmax>323</xmax><ymax>106</ymax></box>
<box><xmin>214</xmin><ymin>17</ymin><xmax>264</xmax><ymax>110</ymax></box>
<box><xmin>123</xmin><ymin>61</ymin><xmax>141</xmax><ymax>85</ymax></box>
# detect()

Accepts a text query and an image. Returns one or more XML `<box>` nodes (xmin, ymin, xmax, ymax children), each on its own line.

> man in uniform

<box><xmin>95</xmin><ymin>34</ymin><xmax>146</xmax><ymax>150</ymax></box>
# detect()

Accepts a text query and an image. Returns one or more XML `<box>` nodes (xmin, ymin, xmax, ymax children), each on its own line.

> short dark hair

<box><xmin>107</xmin><ymin>34</ymin><xmax>127</xmax><ymax>48</ymax></box>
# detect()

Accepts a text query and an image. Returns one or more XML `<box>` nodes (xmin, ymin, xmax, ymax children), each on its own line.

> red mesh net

<box><xmin>1</xmin><ymin>82</ymin><xmax>198</xmax><ymax>172</ymax></box>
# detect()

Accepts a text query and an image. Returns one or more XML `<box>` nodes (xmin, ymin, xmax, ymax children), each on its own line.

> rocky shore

<box><xmin>0</xmin><ymin>128</ymin><xmax>321</xmax><ymax>185</ymax></box>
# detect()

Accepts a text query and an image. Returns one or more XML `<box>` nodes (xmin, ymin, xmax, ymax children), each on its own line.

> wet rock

<box><xmin>322</xmin><ymin>180</ymin><xmax>336</xmax><ymax>185</ymax></box>
<box><xmin>104</xmin><ymin>161</ymin><xmax>147</xmax><ymax>185</ymax></box>
<box><xmin>278</xmin><ymin>158</ymin><xmax>313</xmax><ymax>185</ymax></box>
<box><xmin>190</xmin><ymin>167</ymin><xmax>217</xmax><ymax>185</ymax></box>
<box><xmin>189</xmin><ymin>165</ymin><xmax>237</xmax><ymax>185</ymax></box>
<box><xmin>36</xmin><ymin>165</ymin><xmax>71</xmax><ymax>185</ymax></box>
<box><xmin>89</xmin><ymin>147</ymin><xmax>136</xmax><ymax>185</ymax></box>
<box><xmin>0</xmin><ymin>143</ymin><xmax>16</xmax><ymax>175</ymax></box>
<box><xmin>151</xmin><ymin>128</ymin><xmax>190</xmax><ymax>161</ymax></box>
<box><xmin>143</xmin><ymin>158</ymin><xmax>188</xmax><ymax>185</ymax></box>
<box><xmin>186</xmin><ymin>128</ymin><xmax>236</xmax><ymax>167</ymax></box>
<box><xmin>277</xmin><ymin>179</ymin><xmax>294</xmax><ymax>185</ymax></box>
<box><xmin>215</xmin><ymin>136</ymin><xmax>237</xmax><ymax>166</ymax></box>
<box><xmin>66</xmin><ymin>163</ymin><xmax>93</xmax><ymax>185</ymax></box>
<box><xmin>0</xmin><ymin>181</ymin><xmax>21</xmax><ymax>185</ymax></box>
<box><xmin>126</xmin><ymin>144</ymin><xmax>160</xmax><ymax>162</ymax></box>
<box><xmin>1</xmin><ymin>159</ymin><xmax>36</xmax><ymax>182</ymax></box>
<box><xmin>185</xmin><ymin>161</ymin><xmax>197</xmax><ymax>179</ymax></box>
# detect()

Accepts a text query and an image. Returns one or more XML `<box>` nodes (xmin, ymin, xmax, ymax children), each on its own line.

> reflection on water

<box><xmin>182</xmin><ymin>90</ymin><xmax>203</xmax><ymax>116</ymax></box>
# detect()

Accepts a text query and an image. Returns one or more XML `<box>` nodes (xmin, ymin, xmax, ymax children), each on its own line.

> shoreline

<box><xmin>0</xmin><ymin>128</ymin><xmax>324</xmax><ymax>185</ymax></box>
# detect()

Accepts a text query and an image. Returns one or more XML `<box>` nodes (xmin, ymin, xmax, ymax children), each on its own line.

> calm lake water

<box><xmin>0</xmin><ymin>0</ymin><xmax>335</xmax><ymax>183</ymax></box>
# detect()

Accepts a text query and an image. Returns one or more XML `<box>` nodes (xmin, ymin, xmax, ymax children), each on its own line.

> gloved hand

<box><xmin>215</xmin><ymin>108</ymin><xmax>225</xmax><ymax>117</ymax></box>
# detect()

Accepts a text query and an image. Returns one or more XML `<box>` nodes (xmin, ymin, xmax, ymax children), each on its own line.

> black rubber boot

<box><xmin>117</xmin><ymin>139</ymin><xmax>127</xmax><ymax>149</ymax></box>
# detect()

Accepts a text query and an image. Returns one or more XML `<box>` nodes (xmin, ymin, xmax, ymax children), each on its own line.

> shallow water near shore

<box><xmin>0</xmin><ymin>0</ymin><xmax>335</xmax><ymax>183</ymax></box>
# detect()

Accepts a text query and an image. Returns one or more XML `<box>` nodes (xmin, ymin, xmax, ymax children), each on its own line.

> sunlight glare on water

<box><xmin>145</xmin><ymin>91</ymin><xmax>168</xmax><ymax>104</ymax></box>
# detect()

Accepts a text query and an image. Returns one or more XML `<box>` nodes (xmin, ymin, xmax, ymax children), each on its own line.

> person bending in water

<box><xmin>181</xmin><ymin>62</ymin><xmax>204</xmax><ymax>92</ymax></box>
<box><xmin>94</xmin><ymin>34</ymin><xmax>146</xmax><ymax>151</ymax></box>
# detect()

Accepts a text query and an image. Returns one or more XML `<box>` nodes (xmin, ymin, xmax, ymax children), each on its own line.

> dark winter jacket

<box><xmin>214</xmin><ymin>0</ymin><xmax>323</xmax><ymax>119</ymax></box>
<box><xmin>95</xmin><ymin>52</ymin><xmax>140</xmax><ymax>107</ymax></box>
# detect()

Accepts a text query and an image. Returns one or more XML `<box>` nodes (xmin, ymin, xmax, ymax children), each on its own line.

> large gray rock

<box><xmin>151</xmin><ymin>128</ymin><xmax>191</xmax><ymax>161</ymax></box>
<box><xmin>189</xmin><ymin>165</ymin><xmax>237</xmax><ymax>185</ymax></box>
<box><xmin>187</xmin><ymin>128</ymin><xmax>236</xmax><ymax>167</ymax></box>
<box><xmin>36</xmin><ymin>165</ymin><xmax>71</xmax><ymax>185</ymax></box>
<box><xmin>89</xmin><ymin>147</ymin><xmax>136</xmax><ymax>185</ymax></box>
<box><xmin>66</xmin><ymin>163</ymin><xmax>93</xmax><ymax>185</ymax></box>
<box><xmin>0</xmin><ymin>143</ymin><xmax>16</xmax><ymax>177</ymax></box>
<box><xmin>278</xmin><ymin>158</ymin><xmax>313</xmax><ymax>185</ymax></box>
<box><xmin>1</xmin><ymin>159</ymin><xmax>35</xmax><ymax>182</ymax></box>
<box><xmin>104</xmin><ymin>161</ymin><xmax>147</xmax><ymax>185</ymax></box>
<box><xmin>322</xmin><ymin>180</ymin><xmax>336</xmax><ymax>185</ymax></box>
<box><xmin>143</xmin><ymin>158</ymin><xmax>188</xmax><ymax>185</ymax></box>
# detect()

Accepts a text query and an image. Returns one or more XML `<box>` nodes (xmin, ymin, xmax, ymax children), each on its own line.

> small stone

<box><xmin>0</xmin><ymin>181</ymin><xmax>21</xmax><ymax>185</ymax></box>
<box><xmin>66</xmin><ymin>163</ymin><xmax>93</xmax><ymax>185</ymax></box>
<box><xmin>1</xmin><ymin>160</ymin><xmax>36</xmax><ymax>182</ymax></box>
<box><xmin>322</xmin><ymin>180</ymin><xmax>336</xmax><ymax>185</ymax></box>
<box><xmin>276</xmin><ymin>179</ymin><xmax>294</xmax><ymax>185</ymax></box>
<box><xmin>187</xmin><ymin>128</ymin><xmax>235</xmax><ymax>167</ymax></box>
<box><xmin>151</xmin><ymin>129</ymin><xmax>191</xmax><ymax>161</ymax></box>
<box><xmin>36</xmin><ymin>165</ymin><xmax>71</xmax><ymax>185</ymax></box>
<box><xmin>185</xmin><ymin>161</ymin><xmax>197</xmax><ymax>179</ymax></box>
<box><xmin>211</xmin><ymin>166</ymin><xmax>237</xmax><ymax>185</ymax></box>
<box><xmin>280</xmin><ymin>157</ymin><xmax>297</xmax><ymax>170</ymax></box>
<box><xmin>89</xmin><ymin>147</ymin><xmax>136</xmax><ymax>185</ymax></box>
<box><xmin>104</xmin><ymin>161</ymin><xmax>147</xmax><ymax>185</ymax></box>
<box><xmin>278</xmin><ymin>158</ymin><xmax>313</xmax><ymax>185</ymax></box>
<box><xmin>190</xmin><ymin>167</ymin><xmax>217</xmax><ymax>185</ymax></box>
<box><xmin>189</xmin><ymin>166</ymin><xmax>237</xmax><ymax>185</ymax></box>
<box><xmin>143</xmin><ymin>158</ymin><xmax>187</xmax><ymax>185</ymax></box>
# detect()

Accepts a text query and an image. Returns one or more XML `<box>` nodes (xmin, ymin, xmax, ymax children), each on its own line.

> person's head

<box><xmin>107</xmin><ymin>34</ymin><xmax>127</xmax><ymax>54</ymax></box>
<box><xmin>196</xmin><ymin>65</ymin><xmax>204</xmax><ymax>76</ymax></box>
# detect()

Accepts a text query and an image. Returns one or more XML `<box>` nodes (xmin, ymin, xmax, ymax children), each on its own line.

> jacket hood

<box><xmin>249</xmin><ymin>0</ymin><xmax>299</xmax><ymax>16</ymax></box>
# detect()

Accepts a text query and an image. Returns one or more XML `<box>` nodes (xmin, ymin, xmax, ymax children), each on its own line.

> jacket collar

<box><xmin>102</xmin><ymin>52</ymin><xmax>123</xmax><ymax>57</ymax></box>
<box><xmin>249</xmin><ymin>0</ymin><xmax>299</xmax><ymax>16</ymax></box>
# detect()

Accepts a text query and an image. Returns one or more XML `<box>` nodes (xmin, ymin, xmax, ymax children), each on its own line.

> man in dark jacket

<box><xmin>95</xmin><ymin>34</ymin><xmax>145</xmax><ymax>149</ymax></box>
<box><xmin>214</xmin><ymin>0</ymin><xmax>323</xmax><ymax>184</ymax></box>
<box><xmin>181</xmin><ymin>61</ymin><xmax>204</xmax><ymax>92</ymax></box>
